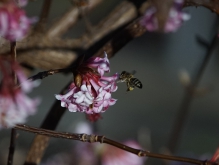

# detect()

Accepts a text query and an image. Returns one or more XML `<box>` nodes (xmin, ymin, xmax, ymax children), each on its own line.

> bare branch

<box><xmin>0</xmin><ymin>1</ymin><xmax>138</xmax><ymax>70</ymax></box>
<box><xmin>167</xmin><ymin>35</ymin><xmax>218</xmax><ymax>153</ymax></box>
<box><xmin>7</xmin><ymin>42</ymin><xmax>17</xmax><ymax>165</ymax></box>
<box><xmin>81</xmin><ymin>0</ymin><xmax>138</xmax><ymax>49</ymax></box>
<box><xmin>7</xmin><ymin>129</ymin><xmax>17</xmax><ymax>165</ymax></box>
<box><xmin>18</xmin><ymin>49</ymin><xmax>77</xmax><ymax>69</ymax></box>
<box><xmin>15</xmin><ymin>124</ymin><xmax>216</xmax><ymax>165</ymax></box>
<box><xmin>35</xmin><ymin>0</ymin><xmax>53</xmax><ymax>32</ymax></box>
<box><xmin>28</xmin><ymin>68</ymin><xmax>71</xmax><ymax>81</ymax></box>
<box><xmin>184</xmin><ymin>0</ymin><xmax>219</xmax><ymax>14</ymax></box>
<box><xmin>46</xmin><ymin>0</ymin><xmax>102</xmax><ymax>38</ymax></box>
<box><xmin>151</xmin><ymin>0</ymin><xmax>174</xmax><ymax>30</ymax></box>
<box><xmin>24</xmin><ymin>81</ymin><xmax>71</xmax><ymax>165</ymax></box>
<box><xmin>94</xmin><ymin>17</ymin><xmax>146</xmax><ymax>58</ymax></box>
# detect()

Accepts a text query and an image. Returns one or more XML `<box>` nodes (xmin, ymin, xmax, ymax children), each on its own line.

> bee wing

<box><xmin>117</xmin><ymin>79</ymin><xmax>126</xmax><ymax>83</ymax></box>
<box><xmin>131</xmin><ymin>70</ymin><xmax>136</xmax><ymax>75</ymax></box>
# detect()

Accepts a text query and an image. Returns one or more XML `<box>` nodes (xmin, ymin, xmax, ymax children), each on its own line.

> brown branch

<box><xmin>23</xmin><ymin>81</ymin><xmax>71</xmax><ymax>165</ymax></box>
<box><xmin>184</xmin><ymin>0</ymin><xmax>219</xmax><ymax>14</ymax></box>
<box><xmin>15</xmin><ymin>124</ymin><xmax>216</xmax><ymax>165</ymax></box>
<box><xmin>18</xmin><ymin>49</ymin><xmax>77</xmax><ymax>69</ymax></box>
<box><xmin>7</xmin><ymin>129</ymin><xmax>17</xmax><ymax>165</ymax></box>
<box><xmin>46</xmin><ymin>0</ymin><xmax>102</xmax><ymax>38</ymax></box>
<box><xmin>34</xmin><ymin>0</ymin><xmax>53</xmax><ymax>32</ymax></box>
<box><xmin>0</xmin><ymin>1</ymin><xmax>138</xmax><ymax>70</ymax></box>
<box><xmin>94</xmin><ymin>17</ymin><xmax>146</xmax><ymax>58</ymax></box>
<box><xmin>151</xmin><ymin>0</ymin><xmax>174</xmax><ymax>30</ymax></box>
<box><xmin>7</xmin><ymin>42</ymin><xmax>17</xmax><ymax>165</ymax></box>
<box><xmin>81</xmin><ymin>0</ymin><xmax>138</xmax><ymax>49</ymax></box>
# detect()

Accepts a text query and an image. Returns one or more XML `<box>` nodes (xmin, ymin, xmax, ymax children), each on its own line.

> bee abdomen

<box><xmin>131</xmin><ymin>78</ymin><xmax>143</xmax><ymax>88</ymax></box>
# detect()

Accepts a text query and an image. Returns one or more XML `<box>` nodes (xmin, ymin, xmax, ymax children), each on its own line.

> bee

<box><xmin>118</xmin><ymin>71</ymin><xmax>143</xmax><ymax>91</ymax></box>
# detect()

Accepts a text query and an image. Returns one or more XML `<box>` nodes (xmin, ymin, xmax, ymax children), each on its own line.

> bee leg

<box><xmin>127</xmin><ymin>87</ymin><xmax>134</xmax><ymax>91</ymax></box>
<box><xmin>126</xmin><ymin>82</ymin><xmax>134</xmax><ymax>92</ymax></box>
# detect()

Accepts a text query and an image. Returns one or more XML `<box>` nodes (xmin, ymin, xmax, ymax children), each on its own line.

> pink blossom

<box><xmin>102</xmin><ymin>140</ymin><xmax>145</xmax><ymax>165</ymax></box>
<box><xmin>0</xmin><ymin>59</ymin><xmax>39</xmax><ymax>129</ymax></box>
<box><xmin>55</xmin><ymin>52</ymin><xmax>118</xmax><ymax>119</ymax></box>
<box><xmin>85</xmin><ymin>52</ymin><xmax>110</xmax><ymax>76</ymax></box>
<box><xmin>210</xmin><ymin>147</ymin><xmax>219</xmax><ymax>163</ymax></box>
<box><xmin>0</xmin><ymin>1</ymin><xmax>35</xmax><ymax>41</ymax></box>
<box><xmin>141</xmin><ymin>0</ymin><xmax>190</xmax><ymax>33</ymax></box>
<box><xmin>14</xmin><ymin>0</ymin><xmax>28</xmax><ymax>7</ymax></box>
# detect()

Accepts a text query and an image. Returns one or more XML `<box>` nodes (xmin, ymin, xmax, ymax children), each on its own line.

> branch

<box><xmin>24</xmin><ymin>82</ymin><xmax>71</xmax><ymax>165</ymax></box>
<box><xmin>184</xmin><ymin>0</ymin><xmax>219</xmax><ymax>14</ymax></box>
<box><xmin>167</xmin><ymin>35</ymin><xmax>218</xmax><ymax>153</ymax></box>
<box><xmin>93</xmin><ymin>17</ymin><xmax>146</xmax><ymax>58</ymax></box>
<box><xmin>27</xmin><ymin>68</ymin><xmax>71</xmax><ymax>81</ymax></box>
<box><xmin>0</xmin><ymin>1</ymin><xmax>138</xmax><ymax>70</ymax></box>
<box><xmin>7</xmin><ymin>42</ymin><xmax>17</xmax><ymax>165</ymax></box>
<box><xmin>81</xmin><ymin>0</ymin><xmax>138</xmax><ymax>49</ymax></box>
<box><xmin>34</xmin><ymin>0</ymin><xmax>53</xmax><ymax>32</ymax></box>
<box><xmin>15</xmin><ymin>124</ymin><xmax>216</xmax><ymax>165</ymax></box>
<box><xmin>46</xmin><ymin>0</ymin><xmax>102</xmax><ymax>38</ymax></box>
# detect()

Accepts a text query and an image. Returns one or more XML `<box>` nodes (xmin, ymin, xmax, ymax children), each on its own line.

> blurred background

<box><xmin>0</xmin><ymin>0</ymin><xmax>219</xmax><ymax>164</ymax></box>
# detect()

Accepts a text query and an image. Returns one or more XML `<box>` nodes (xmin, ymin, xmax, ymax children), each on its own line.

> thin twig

<box><xmin>27</xmin><ymin>68</ymin><xmax>72</xmax><ymax>81</ymax></box>
<box><xmin>7</xmin><ymin>42</ymin><xmax>17</xmax><ymax>165</ymax></box>
<box><xmin>167</xmin><ymin>35</ymin><xmax>218</xmax><ymax>153</ymax></box>
<box><xmin>15</xmin><ymin>124</ymin><xmax>217</xmax><ymax>165</ymax></box>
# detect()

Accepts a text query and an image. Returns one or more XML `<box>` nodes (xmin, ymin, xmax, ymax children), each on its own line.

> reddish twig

<box><xmin>15</xmin><ymin>124</ymin><xmax>217</xmax><ymax>165</ymax></box>
<box><xmin>27</xmin><ymin>68</ymin><xmax>72</xmax><ymax>81</ymax></box>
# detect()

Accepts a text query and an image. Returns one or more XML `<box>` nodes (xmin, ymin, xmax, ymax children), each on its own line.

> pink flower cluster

<box><xmin>55</xmin><ymin>52</ymin><xmax>118</xmax><ymax>119</ymax></box>
<box><xmin>141</xmin><ymin>0</ymin><xmax>190</xmax><ymax>33</ymax></box>
<box><xmin>0</xmin><ymin>0</ymin><xmax>35</xmax><ymax>41</ymax></box>
<box><xmin>0</xmin><ymin>59</ymin><xmax>39</xmax><ymax>129</ymax></box>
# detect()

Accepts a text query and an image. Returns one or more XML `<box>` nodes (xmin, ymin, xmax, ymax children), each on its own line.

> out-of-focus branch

<box><xmin>7</xmin><ymin>129</ymin><xmax>17</xmax><ymax>165</ymax></box>
<box><xmin>7</xmin><ymin>42</ymin><xmax>17</xmax><ymax>165</ymax></box>
<box><xmin>151</xmin><ymin>0</ymin><xmax>174</xmax><ymax>30</ymax></box>
<box><xmin>0</xmin><ymin>1</ymin><xmax>138</xmax><ymax>70</ymax></box>
<box><xmin>46</xmin><ymin>0</ymin><xmax>102</xmax><ymax>38</ymax></box>
<box><xmin>167</xmin><ymin>35</ymin><xmax>218</xmax><ymax>153</ymax></box>
<box><xmin>24</xmin><ymin>81</ymin><xmax>71</xmax><ymax>165</ymax></box>
<box><xmin>184</xmin><ymin>0</ymin><xmax>219</xmax><ymax>14</ymax></box>
<box><xmin>15</xmin><ymin>124</ymin><xmax>217</xmax><ymax>165</ymax></box>
<box><xmin>18</xmin><ymin>49</ymin><xmax>77</xmax><ymax>69</ymax></box>
<box><xmin>81</xmin><ymin>1</ymin><xmax>137</xmax><ymax>49</ymax></box>
<box><xmin>94</xmin><ymin>17</ymin><xmax>146</xmax><ymax>58</ymax></box>
<box><xmin>34</xmin><ymin>0</ymin><xmax>53</xmax><ymax>32</ymax></box>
